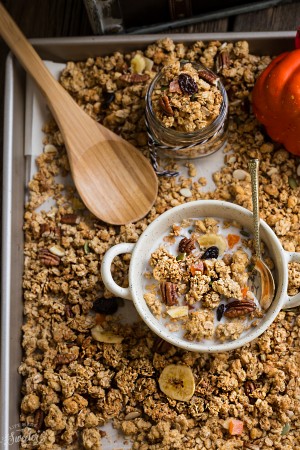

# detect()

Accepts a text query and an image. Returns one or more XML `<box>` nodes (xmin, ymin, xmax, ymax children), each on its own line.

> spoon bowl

<box><xmin>0</xmin><ymin>3</ymin><xmax>158</xmax><ymax>225</ymax></box>
<box><xmin>248</xmin><ymin>159</ymin><xmax>275</xmax><ymax>310</ymax></box>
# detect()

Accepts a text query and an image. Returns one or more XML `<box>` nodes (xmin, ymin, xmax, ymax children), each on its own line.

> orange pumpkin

<box><xmin>252</xmin><ymin>49</ymin><xmax>300</xmax><ymax>156</ymax></box>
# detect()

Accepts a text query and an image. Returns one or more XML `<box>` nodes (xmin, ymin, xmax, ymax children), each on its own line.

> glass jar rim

<box><xmin>145</xmin><ymin>61</ymin><xmax>228</xmax><ymax>138</ymax></box>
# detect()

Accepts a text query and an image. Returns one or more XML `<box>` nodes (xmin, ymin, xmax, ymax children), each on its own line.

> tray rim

<box><xmin>1</xmin><ymin>53</ymin><xmax>15</xmax><ymax>448</ymax></box>
<box><xmin>27</xmin><ymin>30</ymin><xmax>295</xmax><ymax>44</ymax></box>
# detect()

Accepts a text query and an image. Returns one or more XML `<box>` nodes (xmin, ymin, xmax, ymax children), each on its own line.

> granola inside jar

<box><xmin>145</xmin><ymin>61</ymin><xmax>228</xmax><ymax>159</ymax></box>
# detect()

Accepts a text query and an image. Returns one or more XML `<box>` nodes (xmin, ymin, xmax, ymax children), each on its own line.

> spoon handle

<box><xmin>248</xmin><ymin>159</ymin><xmax>262</xmax><ymax>259</ymax></box>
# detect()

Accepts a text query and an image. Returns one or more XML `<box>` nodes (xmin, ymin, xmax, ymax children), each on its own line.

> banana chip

<box><xmin>158</xmin><ymin>364</ymin><xmax>195</xmax><ymax>401</ymax></box>
<box><xmin>91</xmin><ymin>325</ymin><xmax>123</xmax><ymax>344</ymax></box>
<box><xmin>167</xmin><ymin>305</ymin><xmax>189</xmax><ymax>318</ymax></box>
<box><xmin>197</xmin><ymin>233</ymin><xmax>227</xmax><ymax>255</ymax></box>
<box><xmin>131</xmin><ymin>54</ymin><xmax>153</xmax><ymax>74</ymax></box>
<box><xmin>130</xmin><ymin>54</ymin><xmax>146</xmax><ymax>74</ymax></box>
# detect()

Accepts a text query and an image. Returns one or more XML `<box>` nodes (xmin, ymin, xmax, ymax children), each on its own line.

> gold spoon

<box><xmin>0</xmin><ymin>3</ymin><xmax>158</xmax><ymax>225</ymax></box>
<box><xmin>248</xmin><ymin>159</ymin><xmax>275</xmax><ymax>310</ymax></box>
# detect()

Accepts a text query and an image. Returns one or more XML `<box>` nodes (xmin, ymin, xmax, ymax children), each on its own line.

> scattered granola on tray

<box><xmin>20</xmin><ymin>38</ymin><xmax>300</xmax><ymax>449</ymax></box>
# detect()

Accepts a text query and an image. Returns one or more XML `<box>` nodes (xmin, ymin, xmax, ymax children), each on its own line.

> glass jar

<box><xmin>145</xmin><ymin>62</ymin><xmax>228</xmax><ymax>160</ymax></box>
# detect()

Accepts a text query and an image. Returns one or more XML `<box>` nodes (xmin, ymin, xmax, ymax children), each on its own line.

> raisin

<box><xmin>92</xmin><ymin>298</ymin><xmax>119</xmax><ymax>315</ymax></box>
<box><xmin>178</xmin><ymin>73</ymin><xmax>198</xmax><ymax>95</ymax></box>
<box><xmin>201</xmin><ymin>246</ymin><xmax>219</xmax><ymax>260</ymax></box>
<box><xmin>216</xmin><ymin>304</ymin><xmax>225</xmax><ymax>321</ymax></box>
<box><xmin>102</xmin><ymin>91</ymin><xmax>115</xmax><ymax>108</ymax></box>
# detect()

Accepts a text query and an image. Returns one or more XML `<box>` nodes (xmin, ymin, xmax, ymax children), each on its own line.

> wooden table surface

<box><xmin>0</xmin><ymin>0</ymin><xmax>299</xmax><ymax>218</ymax></box>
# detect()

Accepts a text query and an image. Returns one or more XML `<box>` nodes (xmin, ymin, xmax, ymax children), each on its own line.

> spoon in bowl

<box><xmin>248</xmin><ymin>159</ymin><xmax>275</xmax><ymax>310</ymax></box>
<box><xmin>0</xmin><ymin>3</ymin><xmax>158</xmax><ymax>225</ymax></box>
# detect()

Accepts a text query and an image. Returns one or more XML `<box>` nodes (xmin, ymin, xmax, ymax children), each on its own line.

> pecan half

<box><xmin>159</xmin><ymin>95</ymin><xmax>174</xmax><ymax>116</ymax></box>
<box><xmin>216</xmin><ymin>50</ymin><xmax>231</xmax><ymax>73</ymax></box>
<box><xmin>119</xmin><ymin>73</ymin><xmax>150</xmax><ymax>84</ymax></box>
<box><xmin>224</xmin><ymin>300</ymin><xmax>256</xmax><ymax>318</ymax></box>
<box><xmin>65</xmin><ymin>304</ymin><xmax>74</xmax><ymax>319</ymax></box>
<box><xmin>61</xmin><ymin>214</ymin><xmax>79</xmax><ymax>225</ymax></box>
<box><xmin>198</xmin><ymin>70</ymin><xmax>219</xmax><ymax>86</ymax></box>
<box><xmin>38</xmin><ymin>249</ymin><xmax>60</xmax><ymax>266</ymax></box>
<box><xmin>54</xmin><ymin>353</ymin><xmax>77</xmax><ymax>366</ymax></box>
<box><xmin>160</xmin><ymin>281</ymin><xmax>178</xmax><ymax>306</ymax></box>
<box><xmin>40</xmin><ymin>223</ymin><xmax>51</xmax><ymax>236</ymax></box>
<box><xmin>40</xmin><ymin>224</ymin><xmax>61</xmax><ymax>238</ymax></box>
<box><xmin>244</xmin><ymin>380</ymin><xmax>256</xmax><ymax>396</ymax></box>
<box><xmin>33</xmin><ymin>410</ymin><xmax>44</xmax><ymax>431</ymax></box>
<box><xmin>153</xmin><ymin>336</ymin><xmax>173</xmax><ymax>354</ymax></box>
<box><xmin>54</xmin><ymin>226</ymin><xmax>61</xmax><ymax>238</ymax></box>
<box><xmin>178</xmin><ymin>237</ymin><xmax>195</xmax><ymax>255</ymax></box>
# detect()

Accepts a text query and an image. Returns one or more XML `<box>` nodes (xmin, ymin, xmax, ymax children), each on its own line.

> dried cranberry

<box><xmin>178</xmin><ymin>73</ymin><xmax>198</xmax><ymax>95</ymax></box>
<box><xmin>201</xmin><ymin>246</ymin><xmax>219</xmax><ymax>260</ymax></box>
<box><xmin>216</xmin><ymin>304</ymin><xmax>225</xmax><ymax>321</ymax></box>
<box><xmin>92</xmin><ymin>298</ymin><xmax>119</xmax><ymax>315</ymax></box>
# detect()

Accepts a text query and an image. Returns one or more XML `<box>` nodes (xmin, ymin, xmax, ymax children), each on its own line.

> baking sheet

<box><xmin>1</xmin><ymin>32</ymin><xmax>295</xmax><ymax>450</ymax></box>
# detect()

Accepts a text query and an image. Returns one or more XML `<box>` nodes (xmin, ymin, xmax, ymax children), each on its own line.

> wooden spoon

<box><xmin>0</xmin><ymin>3</ymin><xmax>158</xmax><ymax>225</ymax></box>
<box><xmin>248</xmin><ymin>159</ymin><xmax>275</xmax><ymax>310</ymax></box>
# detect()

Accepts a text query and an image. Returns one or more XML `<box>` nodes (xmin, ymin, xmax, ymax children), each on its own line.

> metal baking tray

<box><xmin>1</xmin><ymin>32</ymin><xmax>295</xmax><ymax>449</ymax></box>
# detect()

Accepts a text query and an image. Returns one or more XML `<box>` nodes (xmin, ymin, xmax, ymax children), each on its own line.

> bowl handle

<box><xmin>282</xmin><ymin>251</ymin><xmax>300</xmax><ymax>309</ymax></box>
<box><xmin>101</xmin><ymin>243</ymin><xmax>135</xmax><ymax>301</ymax></box>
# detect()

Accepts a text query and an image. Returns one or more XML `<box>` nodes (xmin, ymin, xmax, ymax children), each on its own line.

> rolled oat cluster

<box><xmin>20</xmin><ymin>38</ymin><xmax>300</xmax><ymax>449</ymax></box>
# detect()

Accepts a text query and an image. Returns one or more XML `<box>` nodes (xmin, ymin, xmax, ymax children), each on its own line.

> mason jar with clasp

<box><xmin>145</xmin><ymin>61</ymin><xmax>228</xmax><ymax>161</ymax></box>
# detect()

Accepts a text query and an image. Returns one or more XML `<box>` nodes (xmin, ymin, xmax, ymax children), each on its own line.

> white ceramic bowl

<box><xmin>101</xmin><ymin>200</ymin><xmax>300</xmax><ymax>352</ymax></box>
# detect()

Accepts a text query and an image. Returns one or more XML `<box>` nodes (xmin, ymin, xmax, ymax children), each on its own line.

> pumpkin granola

<box><xmin>20</xmin><ymin>38</ymin><xmax>300</xmax><ymax>449</ymax></box>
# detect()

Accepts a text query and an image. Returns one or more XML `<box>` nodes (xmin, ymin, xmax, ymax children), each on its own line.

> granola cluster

<box><xmin>151</xmin><ymin>61</ymin><xmax>222</xmax><ymax>132</ymax></box>
<box><xmin>20</xmin><ymin>37</ymin><xmax>300</xmax><ymax>449</ymax></box>
<box><xmin>145</xmin><ymin>218</ymin><xmax>263</xmax><ymax>343</ymax></box>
